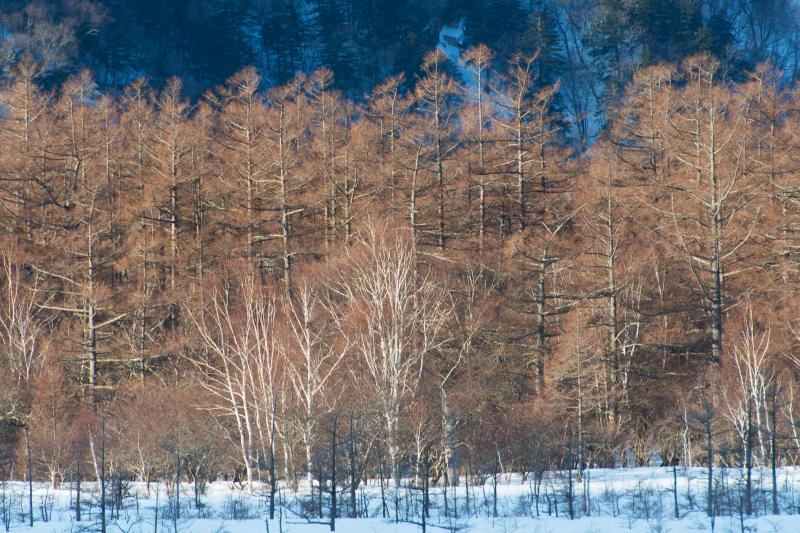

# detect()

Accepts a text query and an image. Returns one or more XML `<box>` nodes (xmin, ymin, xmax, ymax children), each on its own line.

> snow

<box><xmin>437</xmin><ymin>19</ymin><xmax>475</xmax><ymax>88</ymax></box>
<box><xmin>4</xmin><ymin>466</ymin><xmax>800</xmax><ymax>532</ymax></box>
<box><xmin>438</xmin><ymin>20</ymin><xmax>465</xmax><ymax>64</ymax></box>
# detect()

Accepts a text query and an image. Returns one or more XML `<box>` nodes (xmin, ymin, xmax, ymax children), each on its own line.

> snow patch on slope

<box><xmin>437</xmin><ymin>18</ymin><xmax>475</xmax><ymax>87</ymax></box>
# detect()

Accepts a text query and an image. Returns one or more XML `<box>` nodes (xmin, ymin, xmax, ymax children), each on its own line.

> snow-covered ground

<box><xmin>438</xmin><ymin>18</ymin><xmax>476</xmax><ymax>88</ymax></box>
<box><xmin>4</xmin><ymin>467</ymin><xmax>800</xmax><ymax>532</ymax></box>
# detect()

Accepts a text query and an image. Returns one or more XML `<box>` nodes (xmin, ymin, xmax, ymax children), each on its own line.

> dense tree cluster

<box><xmin>0</xmin><ymin>46</ymin><xmax>798</xmax><ymax>524</ymax></box>
<box><xmin>2</xmin><ymin>1</ymin><xmax>800</xmax><ymax>104</ymax></box>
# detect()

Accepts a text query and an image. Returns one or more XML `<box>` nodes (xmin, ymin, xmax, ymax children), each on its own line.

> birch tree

<box><xmin>722</xmin><ymin>304</ymin><xmax>775</xmax><ymax>464</ymax></box>
<box><xmin>185</xmin><ymin>270</ymin><xmax>259</xmax><ymax>489</ymax></box>
<box><xmin>282</xmin><ymin>281</ymin><xmax>346</xmax><ymax>482</ymax></box>
<box><xmin>0</xmin><ymin>250</ymin><xmax>48</xmax><ymax>385</ymax></box>
<box><xmin>328</xmin><ymin>220</ymin><xmax>451</xmax><ymax>485</ymax></box>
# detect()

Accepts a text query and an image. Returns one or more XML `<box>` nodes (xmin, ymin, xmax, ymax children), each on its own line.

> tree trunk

<box><xmin>441</xmin><ymin>389</ymin><xmax>458</xmax><ymax>487</ymax></box>
<box><xmin>175</xmin><ymin>449</ymin><xmax>181</xmax><ymax>521</ymax></box>
<box><xmin>101</xmin><ymin>418</ymin><xmax>107</xmax><ymax>533</ymax></box>
<box><xmin>329</xmin><ymin>420</ymin><xmax>337</xmax><ymax>532</ymax></box>
<box><xmin>269</xmin><ymin>412</ymin><xmax>277</xmax><ymax>520</ymax></box>
<box><xmin>535</xmin><ymin>262</ymin><xmax>547</xmax><ymax>392</ymax></box>
<box><xmin>771</xmin><ymin>383</ymin><xmax>779</xmax><ymax>515</ymax></box>
<box><xmin>75</xmin><ymin>459</ymin><xmax>81</xmax><ymax>522</ymax></box>
<box><xmin>745</xmin><ymin>398</ymin><xmax>752</xmax><ymax>516</ymax></box>
<box><xmin>705</xmin><ymin>402</ymin><xmax>714</xmax><ymax>518</ymax></box>
<box><xmin>349</xmin><ymin>417</ymin><xmax>357</xmax><ymax>518</ymax></box>
<box><xmin>566</xmin><ymin>428</ymin><xmax>574</xmax><ymax>520</ymax></box>
<box><xmin>708</xmin><ymin>114</ymin><xmax>723</xmax><ymax>365</ymax></box>
<box><xmin>26</xmin><ymin>426</ymin><xmax>32</xmax><ymax>528</ymax></box>
<box><xmin>516</xmin><ymin>114</ymin><xmax>525</xmax><ymax>229</ymax></box>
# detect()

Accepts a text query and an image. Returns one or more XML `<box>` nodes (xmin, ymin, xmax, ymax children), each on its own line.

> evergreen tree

<box><xmin>312</xmin><ymin>0</ymin><xmax>359</xmax><ymax>92</ymax></box>
<box><xmin>632</xmin><ymin>0</ymin><xmax>683</xmax><ymax>63</ymax></box>
<box><xmin>126</xmin><ymin>0</ymin><xmax>194</xmax><ymax>82</ymax></box>
<box><xmin>262</xmin><ymin>0</ymin><xmax>308</xmax><ymax>84</ymax></box>
<box><xmin>517</xmin><ymin>5</ymin><xmax>565</xmax><ymax>119</ymax></box>
<box><xmin>695</xmin><ymin>11</ymin><xmax>735</xmax><ymax>63</ymax></box>
<box><xmin>585</xmin><ymin>0</ymin><xmax>635</xmax><ymax>107</ymax></box>
<box><xmin>521</xmin><ymin>6</ymin><xmax>564</xmax><ymax>91</ymax></box>
<box><xmin>352</xmin><ymin>0</ymin><xmax>437</xmax><ymax>86</ymax></box>
<box><xmin>190</xmin><ymin>0</ymin><xmax>256</xmax><ymax>86</ymax></box>
<box><xmin>460</xmin><ymin>0</ymin><xmax>528</xmax><ymax>53</ymax></box>
<box><xmin>631</xmin><ymin>0</ymin><xmax>734</xmax><ymax>66</ymax></box>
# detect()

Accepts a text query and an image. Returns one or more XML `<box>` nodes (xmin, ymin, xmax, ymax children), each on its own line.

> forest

<box><xmin>0</xmin><ymin>2</ymin><xmax>798</xmax><ymax>532</ymax></box>
<box><xmin>2</xmin><ymin>1</ymin><xmax>800</xmax><ymax>110</ymax></box>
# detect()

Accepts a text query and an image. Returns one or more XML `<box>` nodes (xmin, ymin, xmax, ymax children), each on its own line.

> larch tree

<box><xmin>150</xmin><ymin>78</ymin><xmax>194</xmax><ymax>327</ymax></box>
<box><xmin>755</xmin><ymin>68</ymin><xmax>800</xmax><ymax>295</ymax></box>
<box><xmin>306</xmin><ymin>68</ymin><xmax>350</xmax><ymax>246</ymax></box>
<box><xmin>650</xmin><ymin>56</ymin><xmax>764</xmax><ymax>365</ymax></box>
<box><xmin>411</xmin><ymin>49</ymin><xmax>461</xmax><ymax>253</ymax></box>
<box><xmin>492</xmin><ymin>51</ymin><xmax>561</xmax><ymax>231</ymax></box>
<box><xmin>1</xmin><ymin>43</ymin><xmax>800</xmax><ymax>507</ymax></box>
<box><xmin>0</xmin><ymin>58</ymin><xmax>53</xmax><ymax>242</ymax></box>
<box><xmin>118</xmin><ymin>78</ymin><xmax>159</xmax><ymax>381</ymax></box>
<box><xmin>209</xmin><ymin>68</ymin><xmax>269</xmax><ymax>270</ymax></box>
<box><xmin>461</xmin><ymin>45</ymin><xmax>496</xmax><ymax>254</ymax></box>
<box><xmin>509</xmin><ymin>202</ymin><xmax>579</xmax><ymax>394</ymax></box>
<box><xmin>263</xmin><ymin>76</ymin><xmax>310</xmax><ymax>292</ymax></box>
<box><xmin>39</xmin><ymin>73</ymin><xmax>128</xmax><ymax>409</ymax></box>
<box><xmin>575</xmin><ymin>145</ymin><xmax>643</xmax><ymax>426</ymax></box>
<box><xmin>364</xmin><ymin>75</ymin><xmax>406</xmax><ymax>209</ymax></box>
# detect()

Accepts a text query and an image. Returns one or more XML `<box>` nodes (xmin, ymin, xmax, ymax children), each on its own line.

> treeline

<box><xmin>0</xmin><ymin>47</ymin><xmax>798</xmax><ymax>508</ymax></box>
<box><xmin>3</xmin><ymin>1</ymin><xmax>800</xmax><ymax>126</ymax></box>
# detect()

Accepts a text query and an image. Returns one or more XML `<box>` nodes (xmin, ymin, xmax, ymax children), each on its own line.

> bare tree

<box><xmin>461</xmin><ymin>45</ymin><xmax>495</xmax><ymax>252</ymax></box>
<box><xmin>648</xmin><ymin>56</ymin><xmax>762</xmax><ymax>364</ymax></box>
<box><xmin>248</xmin><ymin>279</ymin><xmax>280</xmax><ymax>516</ymax></box>
<box><xmin>282</xmin><ymin>280</ymin><xmax>347</xmax><ymax>483</ymax></box>
<box><xmin>328</xmin><ymin>220</ymin><xmax>451</xmax><ymax>485</ymax></box>
<box><xmin>412</xmin><ymin>49</ymin><xmax>461</xmax><ymax>252</ymax></box>
<box><xmin>264</xmin><ymin>77</ymin><xmax>309</xmax><ymax>291</ymax></box>
<box><xmin>150</xmin><ymin>78</ymin><xmax>193</xmax><ymax>322</ymax></box>
<box><xmin>185</xmin><ymin>269</ymin><xmax>259</xmax><ymax>489</ymax></box>
<box><xmin>723</xmin><ymin>304</ymin><xmax>775</xmax><ymax>464</ymax></box>
<box><xmin>209</xmin><ymin>68</ymin><xmax>269</xmax><ymax>269</ymax></box>
<box><xmin>492</xmin><ymin>51</ymin><xmax>561</xmax><ymax>231</ymax></box>
<box><xmin>0</xmin><ymin>250</ymin><xmax>47</xmax><ymax>385</ymax></box>
<box><xmin>512</xmin><ymin>209</ymin><xmax>578</xmax><ymax>393</ymax></box>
